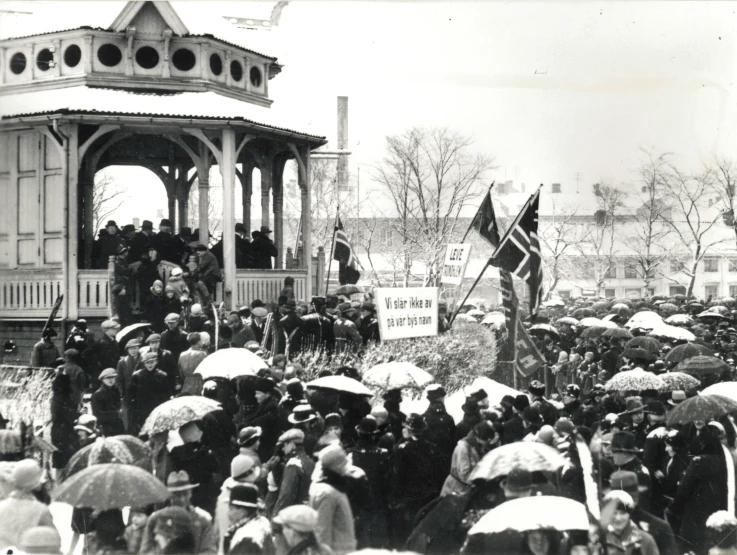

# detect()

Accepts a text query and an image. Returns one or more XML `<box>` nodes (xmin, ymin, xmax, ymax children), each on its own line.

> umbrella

<box><xmin>555</xmin><ymin>317</ymin><xmax>579</xmax><ymax>326</ymax></box>
<box><xmin>613</xmin><ymin>298</ymin><xmax>634</xmax><ymax>307</ymax></box>
<box><xmin>673</xmin><ymin>294</ymin><xmax>687</xmax><ymax>301</ymax></box>
<box><xmin>578</xmin><ymin>317</ymin><xmax>603</xmax><ymax>328</ymax></box>
<box><xmin>306</xmin><ymin>375</ymin><xmax>374</xmax><ymax>396</ymax></box>
<box><xmin>52</xmin><ymin>463</ymin><xmax>170</xmax><ymax>509</ymax></box>
<box><xmin>708</xmin><ymin>305</ymin><xmax>730</xmax><ymax>315</ymax></box>
<box><xmin>468</xmin><ymin>496</ymin><xmax>589</xmax><ymax>535</ymax></box>
<box><xmin>466</xmin><ymin>309</ymin><xmax>486</xmax><ymax>318</ymax></box>
<box><xmin>702</xmin><ymin>382</ymin><xmax>737</xmax><ymax>402</ymax></box>
<box><xmin>444</xmin><ymin>378</ymin><xmax>521</xmax><ymax>422</ymax></box>
<box><xmin>455</xmin><ymin>313</ymin><xmax>480</xmax><ymax>323</ymax></box>
<box><xmin>115</xmin><ymin>322</ymin><xmax>151</xmax><ymax>344</ymax></box>
<box><xmin>609</xmin><ymin>305</ymin><xmax>633</xmax><ymax>318</ymax></box>
<box><xmin>626</xmin><ymin>337</ymin><xmax>661</xmax><ymax>352</ymax></box>
<box><xmin>362</xmin><ymin>362</ymin><xmax>434</xmax><ymax>390</ymax></box>
<box><xmin>674</xmin><ymin>355</ymin><xmax>729</xmax><ymax>377</ymax></box>
<box><xmin>604</xmin><ymin>368</ymin><xmax>663</xmax><ymax>391</ymax></box>
<box><xmin>625</xmin><ymin>311</ymin><xmax>663</xmax><ymax>330</ymax></box>
<box><xmin>572</xmin><ymin>308</ymin><xmax>596</xmax><ymax>319</ymax></box>
<box><xmin>602</xmin><ymin>314</ymin><xmax>621</xmax><ymax>323</ymax></box>
<box><xmin>602</xmin><ymin>328</ymin><xmax>634</xmax><ymax>340</ymax></box>
<box><xmin>664</xmin><ymin>343</ymin><xmax>714</xmax><ymax>364</ymax></box>
<box><xmin>529</xmin><ymin>324</ymin><xmax>559</xmax><ymax>336</ymax></box>
<box><xmin>581</xmin><ymin>326</ymin><xmax>610</xmax><ymax>339</ymax></box>
<box><xmin>650</xmin><ymin>294</ymin><xmax>669</xmax><ymax>302</ymax></box>
<box><xmin>140</xmin><ymin>396</ymin><xmax>220</xmax><ymax>436</ymax></box>
<box><xmin>482</xmin><ymin>312</ymin><xmax>506</xmax><ymax>326</ymax></box>
<box><xmin>697</xmin><ymin>311</ymin><xmax>728</xmax><ymax>320</ymax></box>
<box><xmin>61</xmin><ymin>436</ymin><xmax>152</xmax><ymax>481</ymax></box>
<box><xmin>592</xmin><ymin>301</ymin><xmax>612</xmax><ymax>312</ymax></box>
<box><xmin>667</xmin><ymin>394</ymin><xmax>737</xmax><ymax>425</ymax></box>
<box><xmin>333</xmin><ymin>284</ymin><xmax>362</xmax><ymax>297</ymax></box>
<box><xmin>648</xmin><ymin>325</ymin><xmax>696</xmax><ymax>342</ymax></box>
<box><xmin>543</xmin><ymin>298</ymin><xmax>565</xmax><ymax>307</ymax></box>
<box><xmin>470</xmin><ymin>442</ymin><xmax>566</xmax><ymax>482</ymax></box>
<box><xmin>658</xmin><ymin>372</ymin><xmax>701</xmax><ymax>392</ymax></box>
<box><xmin>195</xmin><ymin>348</ymin><xmax>269</xmax><ymax>380</ymax></box>
<box><xmin>621</xmin><ymin>348</ymin><xmax>657</xmax><ymax>362</ymax></box>
<box><xmin>665</xmin><ymin>314</ymin><xmax>694</xmax><ymax>326</ymax></box>
<box><xmin>659</xmin><ymin>302</ymin><xmax>679</xmax><ymax>315</ymax></box>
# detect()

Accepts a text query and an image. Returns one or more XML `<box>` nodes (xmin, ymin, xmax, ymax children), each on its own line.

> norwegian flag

<box><xmin>333</xmin><ymin>218</ymin><xmax>360</xmax><ymax>285</ymax></box>
<box><xmin>491</xmin><ymin>188</ymin><xmax>544</xmax><ymax>315</ymax></box>
<box><xmin>470</xmin><ymin>188</ymin><xmax>499</xmax><ymax>247</ymax></box>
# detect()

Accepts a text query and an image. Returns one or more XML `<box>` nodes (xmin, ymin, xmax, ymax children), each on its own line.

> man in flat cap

<box><xmin>161</xmin><ymin>313</ymin><xmax>189</xmax><ymax>362</ymax></box>
<box><xmin>358</xmin><ymin>302</ymin><xmax>380</xmax><ymax>345</ymax></box>
<box><xmin>334</xmin><ymin>303</ymin><xmax>363</xmax><ymax>355</ymax></box>
<box><xmin>127</xmin><ymin>350</ymin><xmax>170</xmax><ymax>436</ymax></box>
<box><xmin>91</xmin><ymin>319</ymin><xmax>121</xmax><ymax>391</ymax></box>
<box><xmin>301</xmin><ymin>296</ymin><xmax>335</xmax><ymax>355</ymax></box>
<box><xmin>116</xmin><ymin>337</ymin><xmax>141</xmax><ymax>432</ymax></box>
<box><xmin>145</xmin><ymin>333</ymin><xmax>179</xmax><ymax>397</ymax></box>
<box><xmin>91</xmin><ymin>368</ymin><xmax>124</xmax><ymax>437</ymax></box>
<box><xmin>273</xmin><ymin>428</ymin><xmax>316</xmax><ymax>515</ymax></box>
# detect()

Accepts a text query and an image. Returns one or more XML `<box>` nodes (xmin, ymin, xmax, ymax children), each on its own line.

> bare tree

<box><xmin>187</xmin><ymin>170</ymin><xmax>223</xmax><ymax>244</ymax></box>
<box><xmin>93</xmin><ymin>171</ymin><xmax>129</xmax><ymax>231</ymax></box>
<box><xmin>712</xmin><ymin>156</ymin><xmax>737</xmax><ymax>246</ymax></box>
<box><xmin>373</xmin><ymin>127</ymin><xmax>495</xmax><ymax>285</ymax></box>
<box><xmin>664</xmin><ymin>165</ymin><xmax>730</xmax><ymax>297</ymax></box>
<box><xmin>627</xmin><ymin>149</ymin><xmax>674</xmax><ymax>292</ymax></box>
<box><xmin>539</xmin><ymin>199</ymin><xmax>584</xmax><ymax>298</ymax></box>
<box><xmin>577</xmin><ymin>183</ymin><xmax>627</xmax><ymax>295</ymax></box>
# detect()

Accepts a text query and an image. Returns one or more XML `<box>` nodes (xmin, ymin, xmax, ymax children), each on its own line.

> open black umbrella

<box><xmin>626</xmin><ymin>337</ymin><xmax>661</xmax><ymax>353</ymax></box>
<box><xmin>333</xmin><ymin>284</ymin><xmax>362</xmax><ymax>297</ymax></box>
<box><xmin>572</xmin><ymin>308</ymin><xmax>596</xmax><ymax>319</ymax></box>
<box><xmin>621</xmin><ymin>347</ymin><xmax>656</xmax><ymax>362</ymax></box>
<box><xmin>674</xmin><ymin>355</ymin><xmax>729</xmax><ymax>377</ymax></box>
<box><xmin>602</xmin><ymin>328</ymin><xmax>634</xmax><ymax>340</ymax></box>
<box><xmin>667</xmin><ymin>394</ymin><xmax>737</xmax><ymax>425</ymax></box>
<box><xmin>664</xmin><ymin>343</ymin><xmax>714</xmax><ymax>365</ymax></box>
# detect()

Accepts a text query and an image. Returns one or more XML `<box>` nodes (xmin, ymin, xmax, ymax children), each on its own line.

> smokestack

<box><xmin>337</xmin><ymin>96</ymin><xmax>348</xmax><ymax>191</ymax></box>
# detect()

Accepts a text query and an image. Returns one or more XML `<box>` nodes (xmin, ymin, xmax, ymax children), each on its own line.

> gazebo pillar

<box><xmin>272</xmin><ymin>155</ymin><xmax>287</xmax><ymax>270</ymax></box>
<box><xmin>261</xmin><ymin>159</ymin><xmax>271</xmax><ymax>229</ymax></box>
<box><xmin>240</xmin><ymin>156</ymin><xmax>254</xmax><ymax>233</ymax></box>
<box><xmin>220</xmin><ymin>128</ymin><xmax>237</xmax><ymax>309</ymax></box>
<box><xmin>297</xmin><ymin>146</ymin><xmax>312</xmax><ymax>299</ymax></box>
<box><xmin>82</xmin><ymin>161</ymin><xmax>95</xmax><ymax>268</ymax></box>
<box><xmin>198</xmin><ymin>143</ymin><xmax>211</xmax><ymax>246</ymax></box>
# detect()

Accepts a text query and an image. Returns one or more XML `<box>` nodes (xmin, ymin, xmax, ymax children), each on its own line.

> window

<box><xmin>63</xmin><ymin>44</ymin><xmax>81</xmax><ymax>67</ymax></box>
<box><xmin>209</xmin><ymin>53</ymin><xmax>223</xmax><ymax>75</ymax></box>
<box><xmin>172</xmin><ymin>48</ymin><xmax>196</xmax><ymax>71</ymax></box>
<box><xmin>135</xmin><ymin>46</ymin><xmax>159</xmax><ymax>69</ymax></box>
<box><xmin>730</xmin><ymin>285</ymin><xmax>737</xmax><ymax>297</ymax></box>
<box><xmin>551</xmin><ymin>183</ymin><xmax>561</xmax><ymax>194</ymax></box>
<box><xmin>669</xmin><ymin>285</ymin><xmax>686</xmax><ymax>296</ymax></box>
<box><xmin>728</xmin><ymin>258</ymin><xmax>737</xmax><ymax>272</ymax></box>
<box><xmin>250</xmin><ymin>66</ymin><xmax>262</xmax><ymax>87</ymax></box>
<box><xmin>604</xmin><ymin>288</ymin><xmax>617</xmax><ymax>298</ymax></box>
<box><xmin>704</xmin><ymin>257</ymin><xmax>719</xmax><ymax>272</ymax></box>
<box><xmin>625</xmin><ymin>288</ymin><xmax>642</xmax><ymax>299</ymax></box>
<box><xmin>605</xmin><ymin>264</ymin><xmax>617</xmax><ymax>279</ymax></box>
<box><xmin>647</xmin><ymin>288</ymin><xmax>655</xmax><ymax>297</ymax></box>
<box><xmin>10</xmin><ymin>52</ymin><xmax>27</xmax><ymax>74</ymax></box>
<box><xmin>669</xmin><ymin>259</ymin><xmax>687</xmax><ymax>274</ymax></box>
<box><xmin>558</xmin><ymin>290</ymin><xmax>571</xmax><ymax>299</ymax></box>
<box><xmin>230</xmin><ymin>60</ymin><xmax>243</xmax><ymax>81</ymax></box>
<box><xmin>36</xmin><ymin>48</ymin><xmax>54</xmax><ymax>71</ymax></box>
<box><xmin>705</xmin><ymin>284</ymin><xmax>719</xmax><ymax>298</ymax></box>
<box><xmin>624</xmin><ymin>261</ymin><xmax>638</xmax><ymax>279</ymax></box>
<box><xmin>97</xmin><ymin>44</ymin><xmax>122</xmax><ymax>67</ymax></box>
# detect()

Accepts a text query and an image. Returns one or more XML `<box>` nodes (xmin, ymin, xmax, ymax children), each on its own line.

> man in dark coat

<box><xmin>90</xmin><ymin>367</ymin><xmax>124</xmax><ymax>437</ymax></box>
<box><xmin>422</xmin><ymin>384</ymin><xmax>456</xmax><ymax>478</ymax></box>
<box><xmin>128</xmin><ymin>219</ymin><xmax>155</xmax><ymax>263</ymax></box>
<box><xmin>502</xmin><ymin>394</ymin><xmax>528</xmax><ymax>444</ymax></box>
<box><xmin>280</xmin><ymin>300</ymin><xmax>305</xmax><ymax>359</ymax></box>
<box><xmin>170</xmin><ymin>421</ymin><xmax>221</xmax><ymax>516</ymax></box>
<box><xmin>382</xmin><ymin>388</ymin><xmax>406</xmax><ymax>441</ymax></box>
<box><xmin>145</xmin><ymin>333</ymin><xmax>179</xmax><ymax>396</ymax></box>
<box><xmin>622</xmin><ymin>397</ymin><xmax>649</xmax><ymax>450</ymax></box>
<box><xmin>227</xmin><ymin>311</ymin><xmax>257</xmax><ymax>348</ymax></box>
<box><xmin>642</xmin><ymin>400</ymin><xmax>669</xmax><ymax>517</ymax></box>
<box><xmin>300</xmin><ymin>297</ymin><xmax>335</xmax><ymax>355</ymax></box>
<box><xmin>611</xmin><ymin>431</ymin><xmax>652</xmax><ymax>511</ymax></box>
<box><xmin>236</xmin><ymin>377</ymin><xmax>280</xmax><ymax>462</ymax></box>
<box><xmin>610</xmin><ymin>470</ymin><xmax>679</xmax><ymax>555</ymax></box>
<box><xmin>192</xmin><ymin>244</ymin><xmax>222</xmax><ymax>306</ymax></box>
<box><xmin>152</xmin><ymin>218</ymin><xmax>181</xmax><ymax>265</ymax></box>
<box><xmin>251</xmin><ymin>226</ymin><xmax>278</xmax><ymax>269</ymax></box>
<box><xmin>95</xmin><ymin>220</ymin><xmax>127</xmax><ymax>269</ymax></box>
<box><xmin>249</xmin><ymin>306</ymin><xmax>268</xmax><ymax>345</ymax></box>
<box><xmin>200</xmin><ymin>381</ymin><xmax>237</xmax><ymax>479</ymax></box>
<box><xmin>92</xmin><ymin>320</ymin><xmax>121</xmax><ymax>390</ymax></box>
<box><xmin>391</xmin><ymin>414</ymin><xmax>442</xmax><ymax>548</ymax></box>
<box><xmin>161</xmin><ymin>313</ymin><xmax>190</xmax><ymax>362</ymax></box>
<box><xmin>30</xmin><ymin>328</ymin><xmax>61</xmax><ymax>368</ymax></box>
<box><xmin>127</xmin><ymin>351</ymin><xmax>170</xmax><ymax>436</ymax></box>
<box><xmin>348</xmin><ymin>416</ymin><xmax>391</xmax><ymax>549</ymax></box>
<box><xmin>358</xmin><ymin>303</ymin><xmax>381</xmax><ymax>345</ymax></box>
<box><xmin>273</xmin><ymin>428</ymin><xmax>316</xmax><ymax>516</ymax></box>
<box><xmin>235</xmin><ymin>223</ymin><xmax>251</xmax><ymax>269</ymax></box>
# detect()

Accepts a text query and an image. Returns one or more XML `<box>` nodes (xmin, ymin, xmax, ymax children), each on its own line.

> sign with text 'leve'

<box><xmin>440</xmin><ymin>244</ymin><xmax>473</xmax><ymax>286</ymax></box>
<box><xmin>375</xmin><ymin>287</ymin><xmax>439</xmax><ymax>341</ymax></box>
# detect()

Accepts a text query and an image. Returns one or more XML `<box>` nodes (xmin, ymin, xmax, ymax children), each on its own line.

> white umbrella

<box><xmin>306</xmin><ymin>375</ymin><xmax>374</xmax><ymax>396</ymax></box>
<box><xmin>625</xmin><ymin>311</ymin><xmax>664</xmax><ymax>329</ymax></box>
<box><xmin>648</xmin><ymin>324</ymin><xmax>695</xmax><ymax>342</ymax></box>
<box><xmin>444</xmin><ymin>377</ymin><xmax>521</xmax><ymax>423</ymax></box>
<box><xmin>455</xmin><ymin>313</ymin><xmax>480</xmax><ymax>323</ymax></box>
<box><xmin>195</xmin><ymin>349</ymin><xmax>268</xmax><ymax>380</ymax></box>
<box><xmin>665</xmin><ymin>314</ymin><xmax>694</xmax><ymax>326</ymax></box>
<box><xmin>466</xmin><ymin>309</ymin><xmax>486</xmax><ymax>317</ymax></box>
<box><xmin>468</xmin><ymin>496</ymin><xmax>589</xmax><ymax>535</ymax></box>
<box><xmin>481</xmin><ymin>312</ymin><xmax>506</xmax><ymax>326</ymax></box>
<box><xmin>362</xmin><ymin>362</ymin><xmax>434</xmax><ymax>390</ymax></box>
<box><xmin>140</xmin><ymin>396</ymin><xmax>220</xmax><ymax>436</ymax></box>
<box><xmin>604</xmin><ymin>368</ymin><xmax>664</xmax><ymax>392</ymax></box>
<box><xmin>543</xmin><ymin>298</ymin><xmax>565</xmax><ymax>307</ymax></box>
<box><xmin>596</xmin><ymin>320</ymin><xmax>619</xmax><ymax>329</ymax></box>
<box><xmin>578</xmin><ymin>317</ymin><xmax>603</xmax><ymax>328</ymax></box>
<box><xmin>702</xmin><ymin>381</ymin><xmax>737</xmax><ymax>402</ymax></box>
<box><xmin>115</xmin><ymin>322</ymin><xmax>151</xmax><ymax>343</ymax></box>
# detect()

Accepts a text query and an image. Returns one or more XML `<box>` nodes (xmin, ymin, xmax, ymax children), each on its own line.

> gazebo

<box><xmin>0</xmin><ymin>1</ymin><xmax>326</xmax><ymax>325</ymax></box>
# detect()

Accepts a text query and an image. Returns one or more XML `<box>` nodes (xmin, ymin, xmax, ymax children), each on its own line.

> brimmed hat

<box><xmin>260</xmin><ymin>225</ymin><xmax>272</xmax><ymax>234</ymax></box>
<box><xmin>18</xmin><ymin>526</ymin><xmax>62</xmax><ymax>554</ymax></box>
<box><xmin>404</xmin><ymin>413</ymin><xmax>426</xmax><ymax>434</ymax></box>
<box><xmin>274</xmin><ymin>505</ymin><xmax>318</xmax><ymax>533</ymax></box>
<box><xmin>11</xmin><ymin>459</ymin><xmax>44</xmax><ymax>492</ymax></box>
<box><xmin>229</xmin><ymin>483</ymin><xmax>262</xmax><ymax>508</ymax></box>
<box><xmin>146</xmin><ymin>333</ymin><xmax>161</xmax><ymax>344</ymax></box>
<box><xmin>74</xmin><ymin>414</ymin><xmax>97</xmax><ymax>436</ymax></box>
<box><xmin>426</xmin><ymin>383</ymin><xmax>446</xmax><ymax>401</ymax></box>
<box><xmin>338</xmin><ymin>302</ymin><xmax>353</xmax><ymax>314</ymax></box>
<box><xmin>153</xmin><ymin>506</ymin><xmax>192</xmax><ymax>538</ymax></box>
<box><xmin>288</xmin><ymin>404</ymin><xmax>316</xmax><ymax>425</ymax></box>
<box><xmin>324</xmin><ymin>413</ymin><xmax>342</xmax><ymax>429</ymax></box>
<box><xmin>277</xmin><ymin>428</ymin><xmax>305</xmax><ymax>444</ymax></box>
<box><xmin>231</xmin><ymin>455</ymin><xmax>257</xmax><ymax>481</ymax></box>
<box><xmin>622</xmin><ymin>398</ymin><xmax>644</xmax><ymax>415</ymax></box>
<box><xmin>361</xmin><ymin>302</ymin><xmax>376</xmax><ymax>312</ymax></box>
<box><xmin>160</xmin><ymin>219</ymin><xmax>173</xmax><ymax>228</ymax></box>
<box><xmin>101</xmin><ymin>319</ymin><xmax>120</xmax><ymax>331</ymax></box>
<box><xmin>99</xmin><ymin>368</ymin><xmax>117</xmax><ymax>380</ymax></box>
<box><xmin>141</xmin><ymin>220</ymin><xmax>154</xmax><ymax>230</ymax></box>
<box><xmin>356</xmin><ymin>416</ymin><xmax>381</xmax><ymax>436</ymax></box>
<box><xmin>255</xmin><ymin>377</ymin><xmax>276</xmax><ymax>394</ymax></box>
<box><xmin>610</xmin><ymin>470</ymin><xmax>647</xmax><ymax>494</ymax></box>
<box><xmin>502</xmin><ymin>467</ymin><xmax>533</xmax><ymax>493</ymax></box>
<box><xmin>319</xmin><ymin>444</ymin><xmax>349</xmax><ymax>475</ymax></box>
<box><xmin>669</xmin><ymin>390</ymin><xmax>687</xmax><ymax>406</ymax></box>
<box><xmin>611</xmin><ymin>431</ymin><xmax>639</xmax><ymax>454</ymax></box>
<box><xmin>166</xmin><ymin>470</ymin><xmax>198</xmax><ymax>492</ymax></box>
<box><xmin>106</xmin><ymin>220</ymin><xmax>118</xmax><ymax>228</ymax></box>
<box><xmin>238</xmin><ymin>427</ymin><xmax>262</xmax><ymax>446</ymax></box>
<box><xmin>528</xmin><ymin>380</ymin><xmax>545</xmax><ymax>395</ymax></box>
<box><xmin>645</xmin><ymin>400</ymin><xmax>666</xmax><ymax>416</ymax></box>
<box><xmin>125</xmin><ymin>338</ymin><xmax>142</xmax><ymax>350</ymax></box>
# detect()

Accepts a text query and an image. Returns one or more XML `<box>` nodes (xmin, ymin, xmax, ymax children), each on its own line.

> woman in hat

<box><xmin>441</xmin><ymin>420</ymin><xmax>498</xmax><ymax>497</ymax></box>
<box><xmin>603</xmin><ymin>490</ymin><xmax>659</xmax><ymax>555</ymax></box>
<box><xmin>226</xmin><ymin>484</ymin><xmax>272</xmax><ymax>554</ymax></box>
<box><xmin>237</xmin><ymin>377</ymin><xmax>280</xmax><ymax>463</ymax></box>
<box><xmin>144</xmin><ymin>277</ymin><xmax>167</xmax><ymax>333</ymax></box>
<box><xmin>552</xmin><ymin>351</ymin><xmax>570</xmax><ymax>397</ymax></box>
<box><xmin>151</xmin><ymin>506</ymin><xmax>196</xmax><ymax>554</ymax></box>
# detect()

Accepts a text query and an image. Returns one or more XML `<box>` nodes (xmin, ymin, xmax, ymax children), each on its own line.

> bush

<box><xmin>0</xmin><ymin>366</ymin><xmax>53</xmax><ymax>426</ymax></box>
<box><xmin>292</xmin><ymin>322</ymin><xmax>500</xmax><ymax>395</ymax></box>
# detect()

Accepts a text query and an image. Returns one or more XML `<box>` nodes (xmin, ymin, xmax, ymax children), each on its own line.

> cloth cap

<box><xmin>319</xmin><ymin>444</ymin><xmax>349</xmax><ymax>475</ymax></box>
<box><xmin>273</xmin><ymin>505</ymin><xmax>318</xmax><ymax>533</ymax></box>
<box><xmin>164</xmin><ymin>313</ymin><xmax>180</xmax><ymax>323</ymax></box>
<box><xmin>503</xmin><ymin>467</ymin><xmax>533</xmax><ymax>493</ymax></box>
<box><xmin>251</xmin><ymin>307</ymin><xmax>268</xmax><ymax>318</ymax></box>
<box><xmin>11</xmin><ymin>459</ymin><xmax>44</xmax><ymax>492</ymax></box>
<box><xmin>231</xmin><ymin>455</ymin><xmax>257</xmax><ymax>481</ymax></box>
<box><xmin>146</xmin><ymin>333</ymin><xmax>161</xmax><ymax>343</ymax></box>
<box><xmin>170</xmin><ymin>267</ymin><xmax>183</xmax><ymax>277</ymax></box>
<box><xmin>166</xmin><ymin>470</ymin><xmax>198</xmax><ymax>492</ymax></box>
<box><xmin>288</xmin><ymin>405</ymin><xmax>316</xmax><ymax>425</ymax></box>
<box><xmin>63</xmin><ymin>348</ymin><xmax>79</xmax><ymax>358</ymax></box>
<box><xmin>125</xmin><ymin>338</ymin><xmax>142</xmax><ymax>349</ymax></box>
<box><xmin>18</xmin><ymin>526</ymin><xmax>62</xmax><ymax>554</ymax></box>
<box><xmin>153</xmin><ymin>506</ymin><xmax>192</xmax><ymax>538</ymax></box>
<box><xmin>404</xmin><ymin>413</ymin><xmax>426</xmax><ymax>434</ymax></box>
<box><xmin>191</xmin><ymin>303</ymin><xmax>203</xmax><ymax>315</ymax></box>
<box><xmin>141</xmin><ymin>351</ymin><xmax>158</xmax><ymax>362</ymax></box>
<box><xmin>99</xmin><ymin>368</ymin><xmax>117</xmax><ymax>380</ymax></box>
<box><xmin>426</xmin><ymin>383</ymin><xmax>446</xmax><ymax>401</ymax></box>
<box><xmin>238</xmin><ymin>427</ymin><xmax>262</xmax><ymax>446</ymax></box>
<box><xmin>277</xmin><ymin>428</ymin><xmax>305</xmax><ymax>444</ymax></box>
<box><xmin>101</xmin><ymin>320</ymin><xmax>120</xmax><ymax>331</ymax></box>
<box><xmin>230</xmin><ymin>483</ymin><xmax>262</xmax><ymax>508</ymax></box>
<box><xmin>610</xmin><ymin>470</ymin><xmax>640</xmax><ymax>494</ymax></box>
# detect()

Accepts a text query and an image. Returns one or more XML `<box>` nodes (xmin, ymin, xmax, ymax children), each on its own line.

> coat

<box><xmin>90</xmin><ymin>383</ymin><xmax>124</xmax><ymax>437</ymax></box>
<box><xmin>170</xmin><ymin>441</ymin><xmax>221</xmax><ymax>516</ymax></box>
<box><xmin>605</xmin><ymin>522</ymin><xmax>659</xmax><ymax>555</ymax></box>
<box><xmin>0</xmin><ymin>491</ymin><xmax>58</xmax><ymax>549</ymax></box>
<box><xmin>50</xmin><ymin>372</ymin><xmax>78</xmax><ymax>469</ymax></box>
<box><xmin>127</xmin><ymin>368</ymin><xmax>170</xmax><ymax>435</ymax></box>
<box><xmin>441</xmin><ymin>436</ymin><xmax>483</xmax><ymax>497</ymax></box>
<box><xmin>95</xmin><ymin>334</ymin><xmax>121</xmax><ymax>383</ymax></box>
<box><xmin>237</xmin><ymin>396</ymin><xmax>280</xmax><ymax>462</ymax></box>
<box><xmin>274</xmin><ymin>448</ymin><xmax>316</xmax><ymax>515</ymax></box>
<box><xmin>232</xmin><ymin>324</ymin><xmax>257</xmax><ymax>348</ymax></box>
<box><xmin>310</xmin><ymin>477</ymin><xmax>357</xmax><ymax>555</ymax></box>
<box><xmin>333</xmin><ymin>318</ymin><xmax>362</xmax><ymax>354</ymax></box>
<box><xmin>301</xmin><ymin>313</ymin><xmax>335</xmax><ymax>354</ymax></box>
<box><xmin>423</xmin><ymin>401</ymin><xmax>457</xmax><ymax>473</ymax></box>
<box><xmin>631</xmin><ymin>506</ymin><xmax>679</xmax><ymax>555</ymax></box>
<box><xmin>95</xmin><ymin>232</ymin><xmax>127</xmax><ymax>268</ymax></box>
<box><xmin>227</xmin><ymin>514</ymin><xmax>273</xmax><ymax>555</ymax></box>
<box><xmin>392</xmin><ymin>436</ymin><xmax>442</xmax><ymax>510</ymax></box>
<box><xmin>178</xmin><ymin>348</ymin><xmax>207</xmax><ymax>395</ymax></box>
<box><xmin>161</xmin><ymin>327</ymin><xmax>189</xmax><ymax>362</ymax></box>
<box><xmin>281</xmin><ymin>312</ymin><xmax>305</xmax><ymax>358</ymax></box>
<box><xmin>348</xmin><ymin>439</ymin><xmax>391</xmax><ymax>549</ymax></box>
<box><xmin>30</xmin><ymin>340</ymin><xmax>60</xmax><ymax>368</ymax></box>
<box><xmin>250</xmin><ymin>235</ymin><xmax>278</xmax><ymax>269</ymax></box>
<box><xmin>195</xmin><ymin>250</ymin><xmax>222</xmax><ymax>287</ymax></box>
<box><xmin>139</xmin><ymin>505</ymin><xmax>217</xmax><ymax>555</ymax></box>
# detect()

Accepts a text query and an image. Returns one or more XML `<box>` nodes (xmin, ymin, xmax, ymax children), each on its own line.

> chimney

<box><xmin>156</xmin><ymin>208</ymin><xmax>164</xmax><ymax>218</ymax></box>
<box><xmin>132</xmin><ymin>217</ymin><xmax>140</xmax><ymax>229</ymax></box>
<box><xmin>337</xmin><ymin>96</ymin><xmax>349</xmax><ymax>191</ymax></box>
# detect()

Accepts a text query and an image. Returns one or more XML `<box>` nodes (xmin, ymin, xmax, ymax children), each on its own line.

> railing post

<box><xmin>316</xmin><ymin>246</ymin><xmax>325</xmax><ymax>298</ymax></box>
<box><xmin>107</xmin><ymin>255</ymin><xmax>115</xmax><ymax>318</ymax></box>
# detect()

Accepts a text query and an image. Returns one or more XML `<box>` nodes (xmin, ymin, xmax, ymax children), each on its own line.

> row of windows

<box><xmin>557</xmin><ymin>284</ymin><xmax>737</xmax><ymax>300</ymax></box>
<box><xmin>6</xmin><ymin>44</ymin><xmax>263</xmax><ymax>87</ymax></box>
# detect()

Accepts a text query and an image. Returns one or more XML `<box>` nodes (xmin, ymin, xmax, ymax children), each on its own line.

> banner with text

<box><xmin>440</xmin><ymin>244</ymin><xmax>473</xmax><ymax>286</ymax></box>
<box><xmin>375</xmin><ymin>287</ymin><xmax>439</xmax><ymax>341</ymax></box>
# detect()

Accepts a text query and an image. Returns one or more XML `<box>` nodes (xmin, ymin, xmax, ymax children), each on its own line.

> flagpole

<box><xmin>324</xmin><ymin>210</ymin><xmax>338</xmax><ymax>297</ymax></box>
<box><xmin>461</xmin><ymin>181</ymin><xmax>495</xmax><ymax>244</ymax></box>
<box><xmin>490</xmin><ymin>184</ymin><xmax>543</xmax><ymax>259</ymax></box>
<box><xmin>449</xmin><ymin>258</ymin><xmax>492</xmax><ymax>327</ymax></box>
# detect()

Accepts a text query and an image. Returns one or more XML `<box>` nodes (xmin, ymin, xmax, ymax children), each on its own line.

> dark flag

<box><xmin>470</xmin><ymin>190</ymin><xmax>499</xmax><ymax>246</ymax></box>
<box><xmin>333</xmin><ymin>218</ymin><xmax>360</xmax><ymax>285</ymax></box>
<box><xmin>491</xmin><ymin>188</ymin><xmax>544</xmax><ymax>315</ymax></box>
<box><xmin>499</xmin><ymin>271</ymin><xmax>545</xmax><ymax>377</ymax></box>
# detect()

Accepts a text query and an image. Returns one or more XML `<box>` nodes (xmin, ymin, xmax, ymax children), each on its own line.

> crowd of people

<box><xmin>2</xmin><ymin>290</ymin><xmax>737</xmax><ymax>554</ymax></box>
